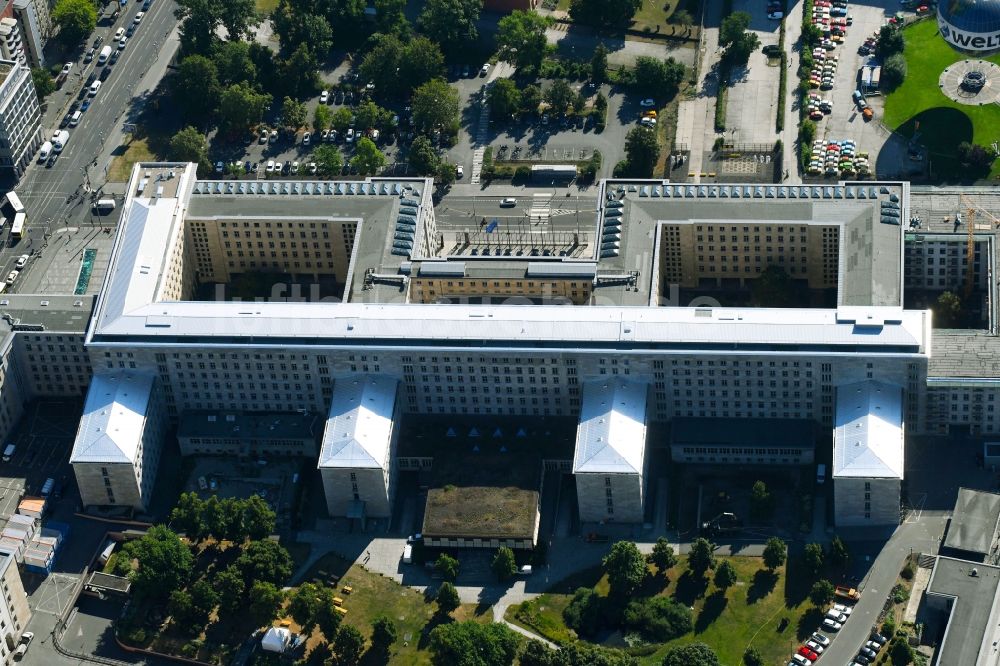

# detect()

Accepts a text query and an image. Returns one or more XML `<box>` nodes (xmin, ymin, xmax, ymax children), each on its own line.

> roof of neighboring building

<box><xmin>574</xmin><ymin>379</ymin><xmax>648</xmax><ymax>474</ymax></box>
<box><xmin>944</xmin><ymin>488</ymin><xmax>1000</xmax><ymax>556</ymax></box>
<box><xmin>421</xmin><ymin>486</ymin><xmax>540</xmax><ymax>540</ymax></box>
<box><xmin>670</xmin><ymin>417</ymin><xmax>816</xmax><ymax>449</ymax></box>
<box><xmin>177</xmin><ymin>411</ymin><xmax>319</xmax><ymax>442</ymax></box>
<box><xmin>833</xmin><ymin>380</ymin><xmax>904</xmax><ymax>478</ymax></box>
<box><xmin>70</xmin><ymin>372</ymin><xmax>155</xmax><ymax>464</ymax></box>
<box><xmin>0</xmin><ymin>294</ymin><xmax>95</xmax><ymax>333</ymax></box>
<box><xmin>926</xmin><ymin>556</ymin><xmax>1000</xmax><ymax>666</ymax></box>
<box><xmin>929</xmin><ymin>330</ymin><xmax>1000</xmax><ymax>380</ymax></box>
<box><xmin>318</xmin><ymin>375</ymin><xmax>398</xmax><ymax>469</ymax></box>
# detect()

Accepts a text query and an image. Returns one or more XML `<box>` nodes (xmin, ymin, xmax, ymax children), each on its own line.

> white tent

<box><xmin>261</xmin><ymin>627</ymin><xmax>291</xmax><ymax>654</ymax></box>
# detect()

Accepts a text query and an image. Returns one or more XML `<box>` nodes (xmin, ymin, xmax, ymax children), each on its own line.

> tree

<box><xmin>354</xmin><ymin>101</ymin><xmax>391</xmax><ymax>131</ymax></box>
<box><xmin>170</xmin><ymin>491</ymin><xmax>206</xmax><ymax>537</ymax></box>
<box><xmin>281</xmin><ymin>96</ymin><xmax>308</xmax><ymax>132</ymax></box>
<box><xmin>688</xmin><ymin>537</ymin><xmax>716</xmax><ymax>577</ymax></box>
<box><xmin>314</xmin><ymin>144</ymin><xmax>344</xmax><ymax>176</ymax></box>
<box><xmin>603</xmin><ymin>541</ymin><xmax>646</xmax><ymax>599</ymax></box>
<box><xmin>624</xmin><ymin>125</ymin><xmax>659</xmax><ymax>177</ymax></box>
<box><xmin>488</xmin><ymin>78</ymin><xmax>522</xmax><ymax>120</ymax></box>
<box><xmin>545</xmin><ymin>80</ymin><xmax>576</xmax><ymax>115</ymax></box>
<box><xmin>247</xmin><ymin>581</ymin><xmax>284</xmax><ymax>627</ymax></box>
<box><xmin>810</xmin><ymin>579</ymin><xmax>835</xmax><ymax>606</ymax></box>
<box><xmin>331</xmin><ymin>107</ymin><xmax>354</xmax><ymax>132</ymax></box>
<box><xmin>719</xmin><ymin>12</ymin><xmax>760</xmax><ymax>65</ymax></box>
<box><xmin>889</xmin><ymin>636</ymin><xmax>913</xmax><ymax>665</ymax></box>
<box><xmin>409</xmin><ymin>136</ymin><xmax>440</xmax><ymax>176</ymax></box>
<box><xmin>804</xmin><ymin>542</ymin><xmax>825</xmax><ymax>577</ymax></box>
<box><xmin>374</xmin><ymin>0</ymin><xmax>410</xmax><ymax>36</ymax></box>
<box><xmin>881</xmin><ymin>53</ymin><xmax>907</xmax><ymax>91</ymax></box>
<box><xmin>52</xmin><ymin>0</ymin><xmax>96</xmax><ymax>47</ymax></box>
<box><xmin>569</xmin><ymin>0</ymin><xmax>641</xmax><ymax>29</ymax></box>
<box><xmin>214</xmin><ymin>565</ymin><xmax>246</xmax><ymax>614</ymax></box>
<box><xmin>935</xmin><ymin>290</ymin><xmax>963</xmax><ymax>327</ymax></box>
<box><xmin>220</xmin><ymin>497</ymin><xmax>249</xmax><ymax>542</ymax></box>
<box><xmin>219</xmin><ymin>0</ymin><xmax>259</xmax><ymax>41</ymax></box>
<box><xmin>168</xmin><ymin>589</ymin><xmax>195</xmax><ymax>629</ymax></box>
<box><xmin>332</xmin><ymin>624</ymin><xmax>365</xmax><ymax>665</ymax></box>
<box><xmin>314</xmin><ymin>104</ymin><xmax>333</xmax><ymax>131</ymax></box>
<box><xmin>877</xmin><ymin>24</ymin><xmax>904</xmax><ymax>57</ymax></box>
<box><xmin>631</xmin><ymin>56</ymin><xmax>685</xmax><ymax>99</ymax></box>
<box><xmin>351</xmin><ymin>137</ymin><xmax>386</xmax><ymax>175</ymax></box>
<box><xmin>315</xmin><ymin>595</ymin><xmax>344</xmax><ymax>640</ymax></box>
<box><xmin>521</xmin><ymin>84</ymin><xmax>542</xmax><ymax>115</ymax></box>
<box><xmin>418</xmin><ymin>0</ymin><xmax>481</xmax><ymax>55</ymax></box>
<box><xmin>762</xmin><ymin>537</ymin><xmax>787</xmax><ymax>571</ymax></box>
<box><xmin>750</xmin><ymin>480</ymin><xmax>773</xmax><ymax>520</ymax></box>
<box><xmin>371</xmin><ymin>615</ymin><xmax>398</xmax><ymax>651</ymax></box>
<box><xmin>492</xmin><ymin>546</ymin><xmax>517</xmax><ymax>582</ymax></box>
<box><xmin>399</xmin><ymin>37</ymin><xmax>446</xmax><ymax>95</ymax></box>
<box><xmin>120</xmin><ymin>525</ymin><xmax>194</xmax><ymax>598</ymax></box>
<box><xmin>360</xmin><ymin>34</ymin><xmax>405</xmax><ymax>98</ymax></box>
<box><xmin>743</xmin><ymin>647</ymin><xmax>764</xmax><ymax>666</ymax></box>
<box><xmin>272</xmin><ymin>2</ymin><xmax>333</xmax><ymax>55</ymax></box>
<box><xmin>562</xmin><ymin>587</ymin><xmax>604</xmax><ymax>637</ymax></box>
<box><xmin>201</xmin><ymin>496</ymin><xmax>228</xmax><ymax>538</ymax></box>
<box><xmin>213</xmin><ymin>40</ymin><xmax>257</xmax><ymax>86</ymax></box>
<box><xmin>750</xmin><ymin>265</ymin><xmax>797</xmax><ymax>307</ymax></box>
<box><xmin>650</xmin><ymin>537</ymin><xmax>677</xmax><ymax>575</ymax></box>
<box><xmin>591</xmin><ymin>43</ymin><xmax>608</xmax><ymax>84</ymax></box>
<box><xmin>236</xmin><ymin>539</ymin><xmax>293</xmax><ymax>587</ymax></box>
<box><xmin>411</xmin><ymin>79</ymin><xmax>460</xmax><ymax>133</ymax></box>
<box><xmin>428</xmin><ymin>621</ymin><xmax>519</xmax><ymax>666</ymax></box>
<box><xmin>661</xmin><ymin>642</ymin><xmax>720</xmax><ymax>666</ymax></box>
<box><xmin>173</xmin><ymin>56</ymin><xmax>222</xmax><ymax>123</ymax></box>
<box><xmin>828</xmin><ymin>536</ymin><xmax>850</xmax><ymax>568</ymax></box>
<box><xmin>174</xmin><ymin>0</ymin><xmax>221</xmax><ymax>54</ymax></box>
<box><xmin>496</xmin><ymin>11</ymin><xmax>551</xmax><ymax>71</ymax></box>
<box><xmin>31</xmin><ymin>68</ymin><xmax>55</xmax><ymax>101</ymax></box>
<box><xmin>289</xmin><ymin>582</ymin><xmax>326</xmax><ymax>633</ymax></box>
<box><xmin>957</xmin><ymin>141</ymin><xmax>996</xmax><ymax>176</ymax></box>
<box><xmin>279</xmin><ymin>44</ymin><xmax>320</xmax><ymax>98</ymax></box>
<box><xmin>219</xmin><ymin>83</ymin><xmax>271</xmax><ymax>134</ymax></box>
<box><xmin>435</xmin><ymin>553</ymin><xmax>460</xmax><ymax>581</ymax></box>
<box><xmin>714</xmin><ymin>560</ymin><xmax>738</xmax><ymax>591</ymax></box>
<box><xmin>189</xmin><ymin>579</ymin><xmax>219</xmax><ymax>625</ymax></box>
<box><xmin>436</xmin><ymin>581</ymin><xmax>460</xmax><ymax>614</ymax></box>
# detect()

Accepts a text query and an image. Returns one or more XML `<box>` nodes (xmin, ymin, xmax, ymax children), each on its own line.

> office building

<box><xmin>0</xmin><ymin>57</ymin><xmax>40</xmax><ymax>177</ymax></box>
<box><xmin>12</xmin><ymin>0</ymin><xmax>48</xmax><ymax>68</ymax></box>
<box><xmin>0</xmin><ymin>551</ymin><xmax>30</xmax><ymax>664</ymax></box>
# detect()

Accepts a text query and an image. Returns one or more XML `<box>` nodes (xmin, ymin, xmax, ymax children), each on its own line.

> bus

<box><xmin>2</xmin><ymin>191</ymin><xmax>24</xmax><ymax>215</ymax></box>
<box><xmin>10</xmin><ymin>212</ymin><xmax>25</xmax><ymax>238</ymax></box>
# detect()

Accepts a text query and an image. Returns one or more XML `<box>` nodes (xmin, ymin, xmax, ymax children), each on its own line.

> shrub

<box><xmin>881</xmin><ymin>53</ymin><xmax>907</xmax><ymax>91</ymax></box>
<box><xmin>613</xmin><ymin>159</ymin><xmax>629</xmax><ymax>177</ymax></box>
<box><xmin>562</xmin><ymin>587</ymin><xmax>604</xmax><ymax>637</ymax></box>
<box><xmin>623</xmin><ymin>596</ymin><xmax>692</xmax><ymax>642</ymax></box>
<box><xmin>891</xmin><ymin>583</ymin><xmax>910</xmax><ymax>604</ymax></box>
<box><xmin>514</xmin><ymin>165</ymin><xmax>532</xmax><ymax>181</ymax></box>
<box><xmin>901</xmin><ymin>562</ymin><xmax>915</xmax><ymax>580</ymax></box>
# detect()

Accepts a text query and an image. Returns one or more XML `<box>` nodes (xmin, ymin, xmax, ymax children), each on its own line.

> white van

<box><xmin>69</xmin><ymin>111</ymin><xmax>81</xmax><ymax>127</ymax></box>
<box><xmin>402</xmin><ymin>544</ymin><xmax>413</xmax><ymax>564</ymax></box>
<box><xmin>2</xmin><ymin>444</ymin><xmax>14</xmax><ymax>462</ymax></box>
<box><xmin>89</xmin><ymin>80</ymin><xmax>101</xmax><ymax>96</ymax></box>
<box><xmin>97</xmin><ymin>45</ymin><xmax>112</xmax><ymax>65</ymax></box>
<box><xmin>37</xmin><ymin>141</ymin><xmax>52</xmax><ymax>162</ymax></box>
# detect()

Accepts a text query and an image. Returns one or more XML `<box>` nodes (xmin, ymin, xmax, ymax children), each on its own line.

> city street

<box><xmin>6</xmin><ymin>0</ymin><xmax>179</xmax><ymax>288</ymax></box>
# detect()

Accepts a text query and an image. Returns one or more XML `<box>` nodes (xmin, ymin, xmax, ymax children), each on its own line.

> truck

<box><xmin>834</xmin><ymin>585</ymin><xmax>861</xmax><ymax>601</ymax></box>
<box><xmin>52</xmin><ymin>130</ymin><xmax>69</xmax><ymax>153</ymax></box>
<box><xmin>97</xmin><ymin>45</ymin><xmax>112</xmax><ymax>65</ymax></box>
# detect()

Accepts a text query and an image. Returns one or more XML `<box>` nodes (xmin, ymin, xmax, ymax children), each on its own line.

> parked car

<box><xmin>266</xmin><ymin>159</ymin><xmax>275</xmax><ymax>172</ymax></box>
<box><xmin>303</xmin><ymin>131</ymin><xmax>311</xmax><ymax>145</ymax></box>
<box><xmin>810</xmin><ymin>633</ymin><xmax>830</xmax><ymax>647</ymax></box>
<box><xmin>320</xmin><ymin>90</ymin><xmax>329</xmax><ymax>104</ymax></box>
<box><xmin>456</xmin><ymin>165</ymin><xmax>464</xmax><ymax>178</ymax></box>
<box><xmin>639</xmin><ymin>98</ymin><xmax>656</xmax><ymax>107</ymax></box>
<box><xmin>822</xmin><ymin>618</ymin><xmax>842</xmax><ymax>631</ymax></box>
<box><xmin>797</xmin><ymin>646</ymin><xmax>818</xmax><ymax>662</ymax></box>
<box><xmin>84</xmin><ymin>48</ymin><xmax>95</xmax><ymax>63</ymax></box>
<box><xmin>5</xmin><ymin>271</ymin><xmax>18</xmax><ymax>285</ymax></box>
<box><xmin>480</xmin><ymin>63</ymin><xmax>490</xmax><ymax>76</ymax></box>
<box><xmin>805</xmin><ymin>639</ymin><xmax>824</xmax><ymax>654</ymax></box>
<box><xmin>13</xmin><ymin>632</ymin><xmax>33</xmax><ymax>659</ymax></box>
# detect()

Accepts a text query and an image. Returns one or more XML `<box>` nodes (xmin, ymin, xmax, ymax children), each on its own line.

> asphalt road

<box><xmin>434</xmin><ymin>194</ymin><xmax>598</xmax><ymax>229</ymax></box>
<box><xmin>8</xmin><ymin>0</ymin><xmax>178</xmax><ymax>283</ymax></box>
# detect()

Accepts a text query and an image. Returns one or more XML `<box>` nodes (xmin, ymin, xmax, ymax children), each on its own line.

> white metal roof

<box><xmin>70</xmin><ymin>372</ymin><xmax>155</xmax><ymax>464</ymax></box>
<box><xmin>318</xmin><ymin>375</ymin><xmax>398</xmax><ymax>469</ymax></box>
<box><xmin>573</xmin><ymin>379</ymin><xmax>648</xmax><ymax>474</ymax></box>
<box><xmin>833</xmin><ymin>380</ymin><xmax>904</xmax><ymax>479</ymax></box>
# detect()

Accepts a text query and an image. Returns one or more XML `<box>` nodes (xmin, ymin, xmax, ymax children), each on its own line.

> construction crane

<box><xmin>959</xmin><ymin>195</ymin><xmax>1000</xmax><ymax>299</ymax></box>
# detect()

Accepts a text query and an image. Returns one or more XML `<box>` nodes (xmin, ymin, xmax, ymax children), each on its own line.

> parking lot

<box><xmin>809</xmin><ymin>0</ymin><xmax>904</xmax><ymax>175</ymax></box>
<box><xmin>724</xmin><ymin>4</ymin><xmax>784</xmax><ymax>144</ymax></box>
<box><xmin>2</xmin><ymin>400</ymin><xmax>81</xmax><ymax>502</ymax></box>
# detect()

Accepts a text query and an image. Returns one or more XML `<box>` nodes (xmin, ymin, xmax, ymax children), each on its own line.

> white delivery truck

<box><xmin>52</xmin><ymin>130</ymin><xmax>69</xmax><ymax>153</ymax></box>
<box><xmin>97</xmin><ymin>45</ymin><xmax>112</xmax><ymax>65</ymax></box>
<box><xmin>37</xmin><ymin>141</ymin><xmax>52</xmax><ymax>162</ymax></box>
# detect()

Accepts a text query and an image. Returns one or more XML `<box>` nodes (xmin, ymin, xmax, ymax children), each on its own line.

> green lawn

<box><xmin>506</xmin><ymin>556</ymin><xmax>818</xmax><ymax>666</ymax></box>
<box><xmin>884</xmin><ymin>19</ymin><xmax>1000</xmax><ymax>180</ymax></box>
<box><xmin>108</xmin><ymin>137</ymin><xmax>156</xmax><ymax>182</ymax></box>
<box><xmin>255</xmin><ymin>0</ymin><xmax>279</xmax><ymax>15</ymax></box>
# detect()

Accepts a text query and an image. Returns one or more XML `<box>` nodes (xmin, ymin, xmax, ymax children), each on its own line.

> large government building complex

<box><xmin>0</xmin><ymin>163</ymin><xmax>993</xmax><ymax>534</ymax></box>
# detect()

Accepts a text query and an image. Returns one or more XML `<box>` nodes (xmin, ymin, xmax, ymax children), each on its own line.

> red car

<box><xmin>798</xmin><ymin>646</ymin><xmax>819</xmax><ymax>662</ymax></box>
